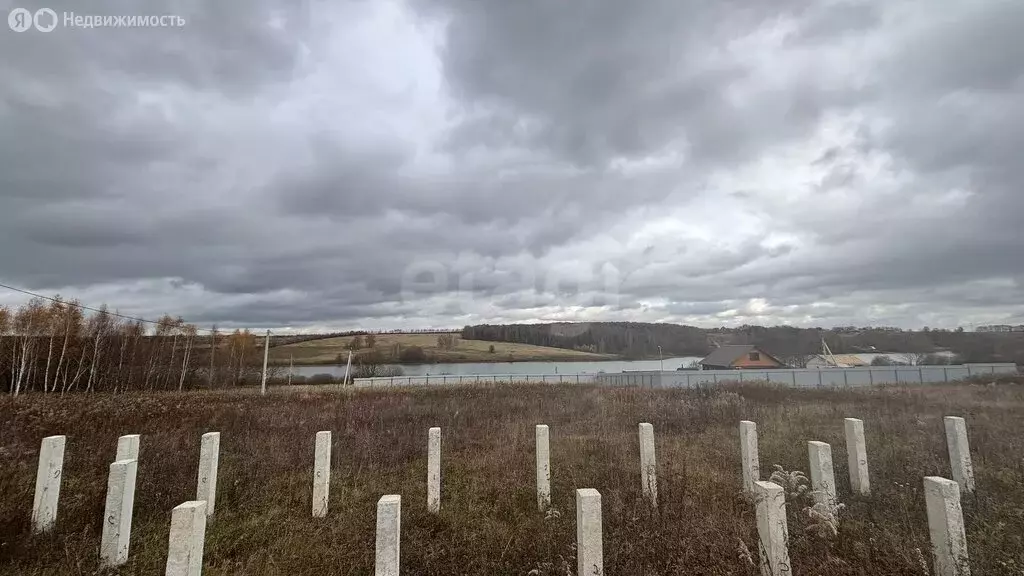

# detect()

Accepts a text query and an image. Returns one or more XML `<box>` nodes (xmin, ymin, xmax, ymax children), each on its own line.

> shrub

<box><xmin>399</xmin><ymin>345</ymin><xmax>428</xmax><ymax>363</ymax></box>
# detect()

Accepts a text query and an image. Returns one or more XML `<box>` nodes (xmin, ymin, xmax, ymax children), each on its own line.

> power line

<box><xmin>0</xmin><ymin>281</ymin><xmax>219</xmax><ymax>332</ymax></box>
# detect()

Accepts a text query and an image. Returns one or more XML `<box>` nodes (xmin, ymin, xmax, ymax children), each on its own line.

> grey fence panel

<box><xmin>846</xmin><ymin>370</ymin><xmax>873</xmax><ymax>386</ymax></box>
<box><xmin>794</xmin><ymin>371</ymin><xmax>820</xmax><ymax>388</ymax></box>
<box><xmin>946</xmin><ymin>367</ymin><xmax>969</xmax><ymax>379</ymax></box>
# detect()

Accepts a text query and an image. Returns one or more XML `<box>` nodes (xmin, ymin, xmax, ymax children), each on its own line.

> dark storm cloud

<box><xmin>413</xmin><ymin>0</ymin><xmax>889</xmax><ymax>170</ymax></box>
<box><xmin>1</xmin><ymin>0</ymin><xmax>1022</xmax><ymax>330</ymax></box>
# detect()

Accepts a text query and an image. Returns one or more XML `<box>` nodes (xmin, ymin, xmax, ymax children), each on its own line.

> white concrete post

<box><xmin>576</xmin><ymin>488</ymin><xmax>603</xmax><ymax>576</ymax></box>
<box><xmin>536</xmin><ymin>425</ymin><xmax>551</xmax><ymax>511</ymax></box>
<box><xmin>638</xmin><ymin>423</ymin><xmax>658</xmax><ymax>507</ymax></box>
<box><xmin>943</xmin><ymin>417</ymin><xmax>975</xmax><ymax>493</ymax></box>
<box><xmin>740</xmin><ymin>421</ymin><xmax>760</xmax><ymax>494</ymax></box>
<box><xmin>32</xmin><ymin>435</ymin><xmax>66</xmax><ymax>533</ymax></box>
<box><xmin>754</xmin><ymin>481</ymin><xmax>791</xmax><ymax>576</ymax></box>
<box><xmin>924</xmin><ymin>476</ymin><xmax>971</xmax><ymax>576</ymax></box>
<box><xmin>844</xmin><ymin>418</ymin><xmax>870</xmax><ymax>495</ymax></box>
<box><xmin>312</xmin><ymin>431</ymin><xmax>331</xmax><ymax>518</ymax></box>
<box><xmin>116</xmin><ymin>434</ymin><xmax>141</xmax><ymax>462</ymax></box>
<box><xmin>260</xmin><ymin>329</ymin><xmax>270</xmax><ymax>395</ymax></box>
<box><xmin>808</xmin><ymin>441</ymin><xmax>837</xmax><ymax>507</ymax></box>
<box><xmin>427</xmin><ymin>427</ymin><xmax>441</xmax><ymax>513</ymax></box>
<box><xmin>165</xmin><ymin>501</ymin><xmax>207</xmax><ymax>576</ymax></box>
<box><xmin>196</xmin><ymin>432</ymin><xmax>220</xmax><ymax>516</ymax></box>
<box><xmin>375</xmin><ymin>495</ymin><xmax>401</xmax><ymax>576</ymax></box>
<box><xmin>100</xmin><ymin>459</ymin><xmax>138</xmax><ymax>567</ymax></box>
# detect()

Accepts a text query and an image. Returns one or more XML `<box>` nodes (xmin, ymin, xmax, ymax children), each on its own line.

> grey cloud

<box><xmin>417</xmin><ymin>0</ymin><xmax>855</xmax><ymax>167</ymax></box>
<box><xmin>1</xmin><ymin>0</ymin><xmax>1023</xmax><ymax>331</ymax></box>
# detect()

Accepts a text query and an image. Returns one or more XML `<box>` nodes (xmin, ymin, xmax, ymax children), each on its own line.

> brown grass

<box><xmin>270</xmin><ymin>333</ymin><xmax>614</xmax><ymax>364</ymax></box>
<box><xmin>1</xmin><ymin>381</ymin><xmax>1023</xmax><ymax>575</ymax></box>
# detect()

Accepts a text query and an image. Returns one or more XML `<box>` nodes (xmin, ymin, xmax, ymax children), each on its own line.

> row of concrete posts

<box><xmin>738</xmin><ymin>416</ymin><xmax>974</xmax><ymax>576</ymax></box>
<box><xmin>30</xmin><ymin>415</ymin><xmax>976</xmax><ymax>575</ymax></box>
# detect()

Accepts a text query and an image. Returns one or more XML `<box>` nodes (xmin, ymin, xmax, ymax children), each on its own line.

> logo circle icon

<box><xmin>33</xmin><ymin>8</ymin><xmax>57</xmax><ymax>32</ymax></box>
<box><xmin>8</xmin><ymin>7</ymin><xmax>32</xmax><ymax>32</ymax></box>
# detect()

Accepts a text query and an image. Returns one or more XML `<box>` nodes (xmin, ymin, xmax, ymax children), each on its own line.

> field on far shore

<box><xmin>1</xmin><ymin>380</ymin><xmax>1023</xmax><ymax>575</ymax></box>
<box><xmin>268</xmin><ymin>332</ymin><xmax>615</xmax><ymax>365</ymax></box>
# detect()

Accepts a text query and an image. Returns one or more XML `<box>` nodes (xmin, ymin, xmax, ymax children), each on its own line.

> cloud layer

<box><xmin>2</xmin><ymin>0</ymin><xmax>1022</xmax><ymax>331</ymax></box>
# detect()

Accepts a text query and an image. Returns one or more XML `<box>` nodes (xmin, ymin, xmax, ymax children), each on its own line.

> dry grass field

<box><xmin>1</xmin><ymin>380</ymin><xmax>1023</xmax><ymax>575</ymax></box>
<box><xmin>268</xmin><ymin>332</ymin><xmax>614</xmax><ymax>364</ymax></box>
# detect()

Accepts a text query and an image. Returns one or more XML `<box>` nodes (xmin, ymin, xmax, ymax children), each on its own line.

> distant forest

<box><xmin>461</xmin><ymin>322</ymin><xmax>1024</xmax><ymax>365</ymax></box>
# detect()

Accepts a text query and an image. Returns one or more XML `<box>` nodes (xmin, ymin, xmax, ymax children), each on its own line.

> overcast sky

<box><xmin>1</xmin><ymin>0</ymin><xmax>1022</xmax><ymax>332</ymax></box>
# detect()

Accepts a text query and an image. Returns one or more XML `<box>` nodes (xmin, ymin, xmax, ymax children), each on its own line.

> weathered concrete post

<box><xmin>535</xmin><ymin>425</ymin><xmax>551</xmax><ymax>511</ymax></box>
<box><xmin>116</xmin><ymin>434</ymin><xmax>141</xmax><ymax>462</ymax></box>
<box><xmin>260</xmin><ymin>329</ymin><xmax>270</xmax><ymax>396</ymax></box>
<box><xmin>576</xmin><ymin>488</ymin><xmax>603</xmax><ymax>576</ymax></box>
<box><xmin>943</xmin><ymin>417</ymin><xmax>975</xmax><ymax>493</ymax></box>
<box><xmin>844</xmin><ymin>418</ymin><xmax>870</xmax><ymax>495</ymax></box>
<box><xmin>924</xmin><ymin>476</ymin><xmax>971</xmax><ymax>576</ymax></box>
<box><xmin>375</xmin><ymin>495</ymin><xmax>401</xmax><ymax>576</ymax></box>
<box><xmin>638</xmin><ymin>423</ymin><xmax>658</xmax><ymax>507</ymax></box>
<box><xmin>808</xmin><ymin>441</ymin><xmax>837</xmax><ymax>507</ymax></box>
<box><xmin>754</xmin><ymin>481</ymin><xmax>791</xmax><ymax>576</ymax></box>
<box><xmin>100</xmin><ymin>459</ymin><xmax>138</xmax><ymax>567</ymax></box>
<box><xmin>165</xmin><ymin>501</ymin><xmax>207</xmax><ymax>576</ymax></box>
<box><xmin>740</xmin><ymin>421</ymin><xmax>760</xmax><ymax>493</ymax></box>
<box><xmin>196</xmin><ymin>432</ymin><xmax>220</xmax><ymax>517</ymax></box>
<box><xmin>32</xmin><ymin>435</ymin><xmax>66</xmax><ymax>533</ymax></box>
<box><xmin>312</xmin><ymin>431</ymin><xmax>331</xmax><ymax>518</ymax></box>
<box><xmin>427</xmin><ymin>427</ymin><xmax>441</xmax><ymax>513</ymax></box>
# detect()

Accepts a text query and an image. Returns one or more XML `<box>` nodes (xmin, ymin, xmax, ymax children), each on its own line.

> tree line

<box><xmin>0</xmin><ymin>298</ymin><xmax>269</xmax><ymax>396</ymax></box>
<box><xmin>461</xmin><ymin>322</ymin><xmax>1024</xmax><ymax>364</ymax></box>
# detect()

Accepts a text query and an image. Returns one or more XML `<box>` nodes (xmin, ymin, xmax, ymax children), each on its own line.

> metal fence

<box><xmin>595</xmin><ymin>363</ymin><xmax>1019</xmax><ymax>388</ymax></box>
<box><xmin>353</xmin><ymin>373</ymin><xmax>601</xmax><ymax>388</ymax></box>
<box><xmin>352</xmin><ymin>363</ymin><xmax>1018</xmax><ymax>389</ymax></box>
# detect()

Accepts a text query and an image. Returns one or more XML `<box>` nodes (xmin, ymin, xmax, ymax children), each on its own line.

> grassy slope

<box><xmin>1</xmin><ymin>381</ymin><xmax>1022</xmax><ymax>575</ymax></box>
<box><xmin>268</xmin><ymin>332</ymin><xmax>616</xmax><ymax>364</ymax></box>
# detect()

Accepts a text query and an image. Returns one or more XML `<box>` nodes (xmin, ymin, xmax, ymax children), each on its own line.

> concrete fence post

<box><xmin>375</xmin><ymin>495</ymin><xmax>401</xmax><ymax>576</ymax></box>
<box><xmin>638</xmin><ymin>423</ymin><xmax>658</xmax><ymax>507</ymax></box>
<box><xmin>196</xmin><ymin>432</ymin><xmax>220</xmax><ymax>517</ymax></box>
<box><xmin>32</xmin><ymin>435</ymin><xmax>66</xmax><ymax>533</ymax></box>
<box><xmin>536</xmin><ymin>425</ymin><xmax>551</xmax><ymax>511</ymax></box>
<box><xmin>100</xmin><ymin>459</ymin><xmax>138</xmax><ymax>567</ymax></box>
<box><xmin>924</xmin><ymin>476</ymin><xmax>971</xmax><ymax>576</ymax></box>
<box><xmin>844</xmin><ymin>418</ymin><xmax>870</xmax><ymax>495</ymax></box>
<box><xmin>164</xmin><ymin>501</ymin><xmax>207</xmax><ymax>576</ymax></box>
<box><xmin>260</xmin><ymin>329</ymin><xmax>270</xmax><ymax>396</ymax></box>
<box><xmin>116</xmin><ymin>434</ymin><xmax>141</xmax><ymax>462</ymax></box>
<box><xmin>808</xmin><ymin>441</ymin><xmax>837</xmax><ymax>507</ymax></box>
<box><xmin>312</xmin><ymin>431</ymin><xmax>331</xmax><ymax>518</ymax></box>
<box><xmin>943</xmin><ymin>417</ymin><xmax>975</xmax><ymax>493</ymax></box>
<box><xmin>427</xmin><ymin>427</ymin><xmax>441</xmax><ymax>513</ymax></box>
<box><xmin>576</xmin><ymin>488</ymin><xmax>603</xmax><ymax>576</ymax></box>
<box><xmin>740</xmin><ymin>421</ymin><xmax>760</xmax><ymax>493</ymax></box>
<box><xmin>754</xmin><ymin>481</ymin><xmax>791</xmax><ymax>576</ymax></box>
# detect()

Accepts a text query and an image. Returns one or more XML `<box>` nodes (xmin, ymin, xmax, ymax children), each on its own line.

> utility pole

<box><xmin>658</xmin><ymin>345</ymin><xmax>664</xmax><ymax>372</ymax></box>
<box><xmin>260</xmin><ymin>329</ymin><xmax>270</xmax><ymax>395</ymax></box>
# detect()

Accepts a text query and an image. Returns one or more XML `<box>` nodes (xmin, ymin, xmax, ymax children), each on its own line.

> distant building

<box><xmin>978</xmin><ymin>325</ymin><xmax>1015</xmax><ymax>333</ymax></box>
<box><xmin>699</xmin><ymin>345</ymin><xmax>784</xmax><ymax>370</ymax></box>
<box><xmin>806</xmin><ymin>354</ymin><xmax>868</xmax><ymax>368</ymax></box>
